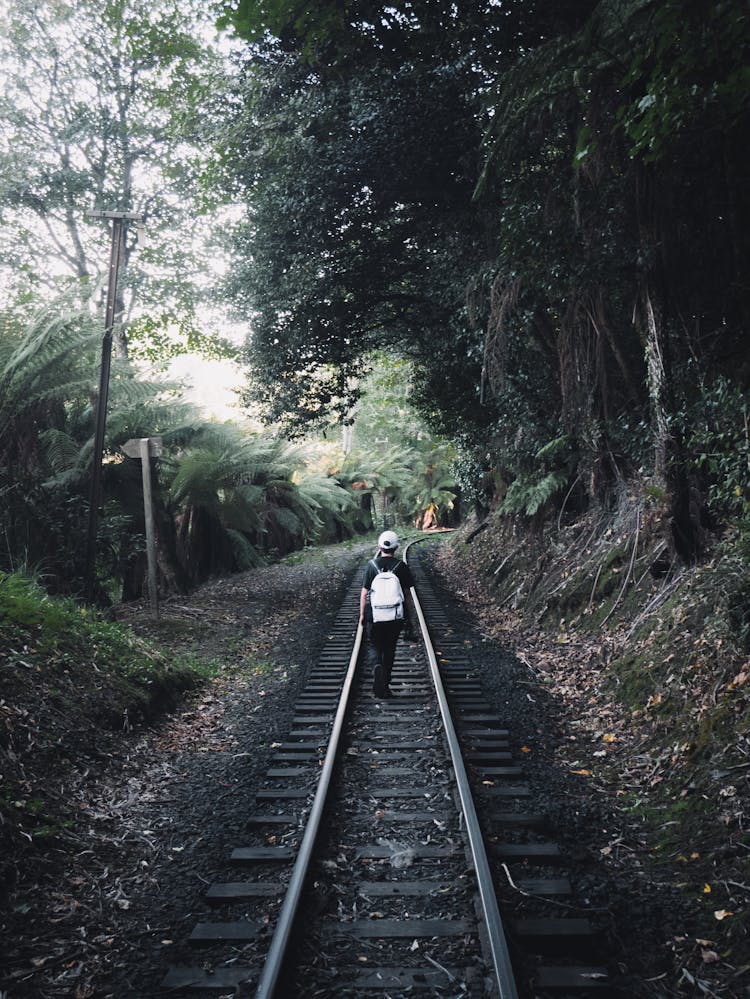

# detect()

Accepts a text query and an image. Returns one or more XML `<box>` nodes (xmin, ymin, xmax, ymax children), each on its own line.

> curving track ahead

<box><xmin>161</xmin><ymin>539</ymin><xmax>611</xmax><ymax>997</ymax></box>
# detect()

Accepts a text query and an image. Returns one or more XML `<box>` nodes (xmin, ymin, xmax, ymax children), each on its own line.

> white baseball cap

<box><xmin>378</xmin><ymin>530</ymin><xmax>399</xmax><ymax>551</ymax></box>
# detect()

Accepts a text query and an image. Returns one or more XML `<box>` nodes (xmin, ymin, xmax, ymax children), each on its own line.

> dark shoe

<box><xmin>374</xmin><ymin>687</ymin><xmax>394</xmax><ymax>699</ymax></box>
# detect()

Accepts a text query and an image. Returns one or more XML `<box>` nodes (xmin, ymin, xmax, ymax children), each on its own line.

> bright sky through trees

<box><xmin>0</xmin><ymin>0</ymin><xmax>243</xmax><ymax>362</ymax></box>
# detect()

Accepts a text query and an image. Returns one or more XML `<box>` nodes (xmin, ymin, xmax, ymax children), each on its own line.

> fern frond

<box><xmin>39</xmin><ymin>429</ymin><xmax>85</xmax><ymax>474</ymax></box>
<box><xmin>224</xmin><ymin>528</ymin><xmax>264</xmax><ymax>570</ymax></box>
<box><xmin>500</xmin><ymin>471</ymin><xmax>568</xmax><ymax>517</ymax></box>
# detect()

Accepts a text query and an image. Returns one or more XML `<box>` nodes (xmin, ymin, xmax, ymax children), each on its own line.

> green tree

<box><xmin>226</xmin><ymin>53</ymin><xmax>483</xmax><ymax>431</ymax></box>
<box><xmin>219</xmin><ymin>0</ymin><xmax>598</xmax><ymax>468</ymax></box>
<box><xmin>0</xmin><ymin>0</ymin><xmax>230</xmax><ymax>355</ymax></box>
<box><xmin>475</xmin><ymin>0</ymin><xmax>750</xmax><ymax>552</ymax></box>
<box><xmin>339</xmin><ymin>353</ymin><xmax>458</xmax><ymax>529</ymax></box>
<box><xmin>219</xmin><ymin>0</ymin><xmax>594</xmax><ymax>69</ymax></box>
<box><xmin>219</xmin><ymin>0</ymin><xmax>750</xmax><ymax>561</ymax></box>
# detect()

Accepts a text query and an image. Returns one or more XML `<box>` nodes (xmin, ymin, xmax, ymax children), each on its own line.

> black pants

<box><xmin>367</xmin><ymin>619</ymin><xmax>403</xmax><ymax>692</ymax></box>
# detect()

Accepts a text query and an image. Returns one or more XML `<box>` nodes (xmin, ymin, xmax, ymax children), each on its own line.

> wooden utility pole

<box><xmin>84</xmin><ymin>209</ymin><xmax>144</xmax><ymax>600</ymax></box>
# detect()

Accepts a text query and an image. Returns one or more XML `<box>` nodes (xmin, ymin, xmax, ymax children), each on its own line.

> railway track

<box><xmin>161</xmin><ymin>540</ymin><xmax>613</xmax><ymax>997</ymax></box>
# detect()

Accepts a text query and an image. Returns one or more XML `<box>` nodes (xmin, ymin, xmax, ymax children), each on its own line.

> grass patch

<box><xmin>0</xmin><ymin>570</ymin><xmax>210</xmax><ymax>763</ymax></box>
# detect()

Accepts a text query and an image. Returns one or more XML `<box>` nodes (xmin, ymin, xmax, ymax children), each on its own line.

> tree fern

<box><xmin>224</xmin><ymin>528</ymin><xmax>263</xmax><ymax>570</ymax></box>
<box><xmin>500</xmin><ymin>471</ymin><xmax>568</xmax><ymax>518</ymax></box>
<box><xmin>164</xmin><ymin>423</ymin><xmax>353</xmax><ymax>579</ymax></box>
<box><xmin>0</xmin><ymin>298</ymin><xmax>98</xmax><ymax>461</ymax></box>
<box><xmin>1</xmin><ymin>298</ymin><xmax>368</xmax><ymax>590</ymax></box>
<box><xmin>39</xmin><ymin>429</ymin><xmax>85</xmax><ymax>475</ymax></box>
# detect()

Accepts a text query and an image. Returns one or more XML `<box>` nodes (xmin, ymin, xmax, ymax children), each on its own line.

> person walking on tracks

<box><xmin>359</xmin><ymin>530</ymin><xmax>415</xmax><ymax>699</ymax></box>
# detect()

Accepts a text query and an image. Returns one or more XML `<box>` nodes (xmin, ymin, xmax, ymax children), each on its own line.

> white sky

<box><xmin>167</xmin><ymin>354</ymin><xmax>246</xmax><ymax>422</ymax></box>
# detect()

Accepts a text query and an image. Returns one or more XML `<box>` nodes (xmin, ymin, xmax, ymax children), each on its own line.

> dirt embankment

<box><xmin>436</xmin><ymin>498</ymin><xmax>750</xmax><ymax>994</ymax></box>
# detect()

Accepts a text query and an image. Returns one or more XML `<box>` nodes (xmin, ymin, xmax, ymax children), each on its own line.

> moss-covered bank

<box><xmin>0</xmin><ymin>572</ymin><xmax>208</xmax><ymax>896</ymax></box>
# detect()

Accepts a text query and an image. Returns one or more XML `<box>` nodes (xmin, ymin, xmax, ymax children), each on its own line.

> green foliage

<box><xmin>618</xmin><ymin>0</ymin><xmax>750</xmax><ymax>162</ymax></box>
<box><xmin>219</xmin><ymin>0</ymin><xmax>353</xmax><ymax>55</ymax></box>
<box><xmin>499</xmin><ymin>470</ymin><xmax>568</xmax><ymax>518</ymax></box>
<box><xmin>527</xmin><ymin>436</ymin><xmax>576</xmax><ymax>517</ymax></box>
<box><xmin>223</xmin><ymin>0</ymin><xmax>643</xmax><ymax>526</ymax></box>
<box><xmin>220</xmin><ymin>1</ymin><xmax>594</xmax><ymax>68</ymax></box>
<box><xmin>349</xmin><ymin>354</ymin><xmax>423</xmax><ymax>452</ymax></box>
<box><xmin>0</xmin><ymin>291</ymin><xmax>361</xmax><ymax>598</ymax></box>
<box><xmin>472</xmin><ymin>0</ymin><xmax>750</xmax><ymax>533</ymax></box>
<box><xmin>0</xmin><ymin>293</ymin><xmax>226</xmax><ymax>594</ymax></box>
<box><xmin>535</xmin><ymin>436</ymin><xmax>572</xmax><ymax>462</ymax></box>
<box><xmin>475</xmin><ymin>17</ymin><xmax>646</xmax><ymax>494</ymax></box>
<box><xmin>0</xmin><ymin>0</ymin><xmax>231</xmax><ymax>346</ymax></box>
<box><xmin>0</xmin><ymin>299</ymin><xmax>99</xmax><ymax>583</ymax></box>
<box><xmin>126</xmin><ymin>316</ymin><xmax>239</xmax><ymax>363</ymax></box>
<box><xmin>0</xmin><ymin>300</ymin><xmax>98</xmax><ymax>449</ymax></box>
<box><xmin>294</xmin><ymin>470</ymin><xmax>358</xmax><ymax>542</ymax></box>
<box><xmin>725</xmin><ymin>573</ymin><xmax>750</xmax><ymax>656</ymax></box>
<box><xmin>451</xmin><ymin>443</ymin><xmax>496</xmax><ymax>515</ymax></box>
<box><xmin>4</xmin><ymin>0</ymin><xmax>750</xmax><ymax>603</ymax></box>
<box><xmin>341</xmin><ymin>354</ymin><xmax>459</xmax><ymax>527</ymax></box>
<box><xmin>0</xmin><ymin>568</ymin><xmax>206</xmax><ymax>856</ymax></box>
<box><xmin>677</xmin><ymin>376</ymin><xmax>750</xmax><ymax>522</ymax></box>
<box><xmin>0</xmin><ymin>572</ymin><xmax>71</xmax><ymax>633</ymax></box>
<box><xmin>223</xmin><ymin>33</ymin><xmax>486</xmax><ymax>433</ymax></box>
<box><xmin>165</xmin><ymin>424</ymin><xmax>355</xmax><ymax>581</ymax></box>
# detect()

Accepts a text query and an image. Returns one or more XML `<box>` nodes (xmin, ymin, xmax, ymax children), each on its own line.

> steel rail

<box><xmin>404</xmin><ymin>540</ymin><xmax>520</xmax><ymax>999</ymax></box>
<box><xmin>256</xmin><ymin>536</ymin><xmax>517</xmax><ymax>998</ymax></box>
<box><xmin>254</xmin><ymin>618</ymin><xmax>364</xmax><ymax>999</ymax></box>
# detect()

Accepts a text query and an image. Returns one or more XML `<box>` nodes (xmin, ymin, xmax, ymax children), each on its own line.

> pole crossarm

<box><xmin>86</xmin><ymin>210</ymin><xmax>145</xmax><ymax>221</ymax></box>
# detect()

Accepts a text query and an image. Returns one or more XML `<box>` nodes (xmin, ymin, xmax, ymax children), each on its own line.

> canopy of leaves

<box><xmin>219</xmin><ymin>1</ymin><xmax>594</xmax><ymax>68</ymax></box>
<box><xmin>225</xmin><ymin>50</ymin><xmax>484</xmax><ymax>432</ymax></box>
<box><xmin>617</xmin><ymin>0</ymin><xmax>750</xmax><ymax>162</ymax></box>
<box><xmin>220</xmin><ymin>0</ymin><xmax>750</xmax><ymax>553</ymax></box>
<box><xmin>0</xmin><ymin>0</ymin><xmax>231</xmax><ymax>354</ymax></box>
<box><xmin>473</xmin><ymin>0</ymin><xmax>750</xmax><ymax>519</ymax></box>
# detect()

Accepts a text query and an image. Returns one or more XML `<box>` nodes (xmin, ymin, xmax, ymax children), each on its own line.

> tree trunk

<box><xmin>638</xmin><ymin>279</ymin><xmax>702</xmax><ymax>560</ymax></box>
<box><xmin>635</xmin><ymin>163</ymin><xmax>703</xmax><ymax>561</ymax></box>
<box><xmin>642</xmin><ymin>285</ymin><xmax>670</xmax><ymax>491</ymax></box>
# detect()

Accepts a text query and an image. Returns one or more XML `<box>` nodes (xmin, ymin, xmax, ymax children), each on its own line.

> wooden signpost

<box><xmin>122</xmin><ymin>436</ymin><xmax>163</xmax><ymax>618</ymax></box>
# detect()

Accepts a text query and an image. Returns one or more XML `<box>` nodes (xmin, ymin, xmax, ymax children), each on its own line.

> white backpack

<box><xmin>369</xmin><ymin>559</ymin><xmax>405</xmax><ymax>622</ymax></box>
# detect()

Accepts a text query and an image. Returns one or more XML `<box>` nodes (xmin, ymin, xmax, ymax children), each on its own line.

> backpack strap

<box><xmin>370</xmin><ymin>557</ymin><xmax>401</xmax><ymax>571</ymax></box>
